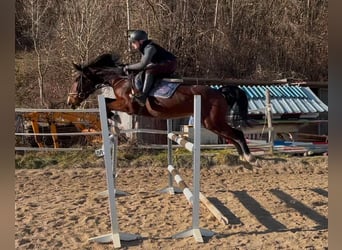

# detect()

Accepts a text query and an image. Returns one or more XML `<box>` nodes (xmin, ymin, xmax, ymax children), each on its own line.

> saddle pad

<box><xmin>149</xmin><ymin>79</ymin><xmax>183</xmax><ymax>98</ymax></box>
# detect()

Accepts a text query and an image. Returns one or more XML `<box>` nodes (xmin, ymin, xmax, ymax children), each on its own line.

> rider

<box><xmin>123</xmin><ymin>30</ymin><xmax>177</xmax><ymax>106</ymax></box>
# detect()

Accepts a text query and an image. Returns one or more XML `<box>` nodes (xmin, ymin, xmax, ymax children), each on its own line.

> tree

<box><xmin>56</xmin><ymin>0</ymin><xmax>126</xmax><ymax>64</ymax></box>
<box><xmin>16</xmin><ymin>0</ymin><xmax>58</xmax><ymax>107</ymax></box>
<box><xmin>15</xmin><ymin>0</ymin><xmax>328</xmax><ymax>109</ymax></box>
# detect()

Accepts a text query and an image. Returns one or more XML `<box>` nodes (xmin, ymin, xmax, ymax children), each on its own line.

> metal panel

<box><xmin>239</xmin><ymin>85</ymin><xmax>328</xmax><ymax>116</ymax></box>
<box><xmin>195</xmin><ymin>84</ymin><xmax>326</xmax><ymax>116</ymax></box>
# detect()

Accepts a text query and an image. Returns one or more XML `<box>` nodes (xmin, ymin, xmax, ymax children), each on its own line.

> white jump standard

<box><xmin>167</xmin><ymin>95</ymin><xmax>215</xmax><ymax>242</ymax></box>
<box><xmin>89</xmin><ymin>95</ymin><xmax>140</xmax><ymax>248</ymax></box>
<box><xmin>91</xmin><ymin>95</ymin><xmax>221</xmax><ymax>247</ymax></box>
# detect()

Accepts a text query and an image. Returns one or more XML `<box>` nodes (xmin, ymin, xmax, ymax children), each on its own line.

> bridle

<box><xmin>68</xmin><ymin>71</ymin><xmax>130</xmax><ymax>100</ymax></box>
<box><xmin>68</xmin><ymin>72</ymin><xmax>102</xmax><ymax>100</ymax></box>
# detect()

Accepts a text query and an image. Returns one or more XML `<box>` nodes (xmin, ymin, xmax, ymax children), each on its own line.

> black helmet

<box><xmin>129</xmin><ymin>30</ymin><xmax>148</xmax><ymax>42</ymax></box>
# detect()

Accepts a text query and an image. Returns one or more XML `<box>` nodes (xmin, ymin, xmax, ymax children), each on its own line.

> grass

<box><xmin>15</xmin><ymin>145</ymin><xmax>245</xmax><ymax>169</ymax></box>
<box><xmin>15</xmin><ymin>144</ymin><xmax>327</xmax><ymax>170</ymax></box>
<box><xmin>15</xmin><ymin>148</ymin><xmax>102</xmax><ymax>169</ymax></box>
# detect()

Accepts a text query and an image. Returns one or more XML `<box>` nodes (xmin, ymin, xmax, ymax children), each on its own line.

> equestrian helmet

<box><xmin>129</xmin><ymin>30</ymin><xmax>148</xmax><ymax>42</ymax></box>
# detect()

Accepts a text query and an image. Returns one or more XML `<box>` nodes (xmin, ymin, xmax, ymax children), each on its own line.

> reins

<box><xmin>68</xmin><ymin>72</ymin><xmax>130</xmax><ymax>99</ymax></box>
<box><xmin>69</xmin><ymin>59</ymin><xmax>137</xmax><ymax>101</ymax></box>
<box><xmin>110</xmin><ymin>75</ymin><xmax>137</xmax><ymax>97</ymax></box>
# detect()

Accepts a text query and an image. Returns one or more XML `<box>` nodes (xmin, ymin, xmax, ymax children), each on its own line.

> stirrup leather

<box><xmin>134</xmin><ymin>94</ymin><xmax>147</xmax><ymax>106</ymax></box>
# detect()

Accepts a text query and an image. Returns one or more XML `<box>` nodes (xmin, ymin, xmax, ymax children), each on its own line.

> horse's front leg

<box><xmin>105</xmin><ymin>98</ymin><xmax>133</xmax><ymax>113</ymax></box>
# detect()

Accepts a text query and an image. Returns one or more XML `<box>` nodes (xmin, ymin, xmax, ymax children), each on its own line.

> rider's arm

<box><xmin>126</xmin><ymin>44</ymin><xmax>156</xmax><ymax>71</ymax></box>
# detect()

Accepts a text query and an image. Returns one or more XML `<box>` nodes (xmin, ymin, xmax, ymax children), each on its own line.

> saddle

<box><xmin>133</xmin><ymin>72</ymin><xmax>183</xmax><ymax>99</ymax></box>
<box><xmin>94</xmin><ymin>72</ymin><xmax>183</xmax><ymax>100</ymax></box>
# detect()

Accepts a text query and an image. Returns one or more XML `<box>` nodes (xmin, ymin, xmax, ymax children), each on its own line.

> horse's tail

<box><xmin>219</xmin><ymin>86</ymin><xmax>252</xmax><ymax>128</ymax></box>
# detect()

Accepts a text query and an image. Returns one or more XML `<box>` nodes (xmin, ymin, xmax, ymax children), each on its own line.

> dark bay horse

<box><xmin>67</xmin><ymin>53</ymin><xmax>256</xmax><ymax>163</ymax></box>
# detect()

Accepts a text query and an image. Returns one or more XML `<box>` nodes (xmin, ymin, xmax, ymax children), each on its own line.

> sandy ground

<box><xmin>15</xmin><ymin>155</ymin><xmax>328</xmax><ymax>249</ymax></box>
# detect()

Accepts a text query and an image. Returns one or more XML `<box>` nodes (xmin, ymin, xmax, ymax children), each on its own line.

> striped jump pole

<box><xmin>157</xmin><ymin>119</ymin><xmax>182</xmax><ymax>195</ymax></box>
<box><xmin>95</xmin><ymin>127</ymin><xmax>131</xmax><ymax>197</ymax></box>
<box><xmin>167</xmin><ymin>164</ymin><xmax>228</xmax><ymax>225</ymax></box>
<box><xmin>88</xmin><ymin>95</ymin><xmax>140</xmax><ymax>248</ymax></box>
<box><xmin>167</xmin><ymin>95</ymin><xmax>215</xmax><ymax>243</ymax></box>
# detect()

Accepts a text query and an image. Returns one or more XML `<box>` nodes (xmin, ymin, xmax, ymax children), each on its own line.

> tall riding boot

<box><xmin>136</xmin><ymin>73</ymin><xmax>154</xmax><ymax>106</ymax></box>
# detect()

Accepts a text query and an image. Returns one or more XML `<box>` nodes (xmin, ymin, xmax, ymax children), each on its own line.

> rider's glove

<box><xmin>123</xmin><ymin>65</ymin><xmax>130</xmax><ymax>75</ymax></box>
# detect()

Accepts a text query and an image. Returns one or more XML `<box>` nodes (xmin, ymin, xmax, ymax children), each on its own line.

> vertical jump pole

<box><xmin>171</xmin><ymin>95</ymin><xmax>214</xmax><ymax>242</ymax></box>
<box><xmin>89</xmin><ymin>95</ymin><xmax>140</xmax><ymax>248</ymax></box>
<box><xmin>158</xmin><ymin>119</ymin><xmax>182</xmax><ymax>194</ymax></box>
<box><xmin>97</xmin><ymin>128</ymin><xmax>130</xmax><ymax>197</ymax></box>
<box><xmin>192</xmin><ymin>94</ymin><xmax>201</xmax><ymax>239</ymax></box>
<box><xmin>167</xmin><ymin>119</ymin><xmax>175</xmax><ymax>193</ymax></box>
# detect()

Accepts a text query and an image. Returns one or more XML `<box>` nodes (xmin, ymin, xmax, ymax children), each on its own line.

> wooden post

<box><xmin>265</xmin><ymin>89</ymin><xmax>274</xmax><ymax>154</ymax></box>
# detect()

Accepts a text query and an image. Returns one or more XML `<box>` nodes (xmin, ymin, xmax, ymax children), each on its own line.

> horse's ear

<box><xmin>93</xmin><ymin>69</ymin><xmax>103</xmax><ymax>76</ymax></box>
<box><xmin>72</xmin><ymin>63</ymin><xmax>82</xmax><ymax>72</ymax></box>
<box><xmin>84</xmin><ymin>67</ymin><xmax>99</xmax><ymax>77</ymax></box>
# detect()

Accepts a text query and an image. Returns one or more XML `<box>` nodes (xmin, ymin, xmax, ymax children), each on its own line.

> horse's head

<box><xmin>67</xmin><ymin>53</ymin><xmax>124</xmax><ymax>109</ymax></box>
<box><xmin>67</xmin><ymin>64</ymin><xmax>98</xmax><ymax>109</ymax></box>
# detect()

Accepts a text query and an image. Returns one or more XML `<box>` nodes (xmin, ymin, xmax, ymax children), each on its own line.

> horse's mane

<box><xmin>79</xmin><ymin>53</ymin><xmax>124</xmax><ymax>78</ymax></box>
<box><xmin>83</xmin><ymin>53</ymin><xmax>122</xmax><ymax>69</ymax></box>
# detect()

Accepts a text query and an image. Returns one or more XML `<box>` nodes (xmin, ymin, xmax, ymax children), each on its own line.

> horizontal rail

<box><xmin>15</xmin><ymin>129</ymin><xmax>181</xmax><ymax>137</ymax></box>
<box><xmin>181</xmin><ymin>77</ymin><xmax>328</xmax><ymax>88</ymax></box>
<box><xmin>15</xmin><ymin>108</ymin><xmax>99</xmax><ymax>113</ymax></box>
<box><xmin>121</xmin><ymin>128</ymin><xmax>167</xmax><ymax>134</ymax></box>
<box><xmin>15</xmin><ymin>132</ymin><xmax>102</xmax><ymax>136</ymax></box>
<box><xmin>135</xmin><ymin>142</ymin><xmax>272</xmax><ymax>150</ymax></box>
<box><xmin>15</xmin><ymin>147</ymin><xmax>82</xmax><ymax>151</ymax></box>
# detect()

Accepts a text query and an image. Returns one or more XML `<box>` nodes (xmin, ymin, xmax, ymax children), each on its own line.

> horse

<box><xmin>67</xmin><ymin>53</ymin><xmax>257</xmax><ymax>164</ymax></box>
<box><xmin>219</xmin><ymin>85</ymin><xmax>250</xmax><ymax>128</ymax></box>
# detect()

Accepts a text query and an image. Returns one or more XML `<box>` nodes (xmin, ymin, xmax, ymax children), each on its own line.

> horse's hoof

<box><xmin>243</xmin><ymin>153</ymin><xmax>254</xmax><ymax>162</ymax></box>
<box><xmin>244</xmin><ymin>154</ymin><xmax>261</xmax><ymax>167</ymax></box>
<box><xmin>252</xmin><ymin>159</ymin><xmax>261</xmax><ymax>167</ymax></box>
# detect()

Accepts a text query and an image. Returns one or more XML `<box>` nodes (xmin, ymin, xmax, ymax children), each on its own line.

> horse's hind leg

<box><xmin>228</xmin><ymin>127</ymin><xmax>256</xmax><ymax>163</ymax></box>
<box><xmin>203</xmin><ymin>118</ymin><xmax>256</xmax><ymax>163</ymax></box>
